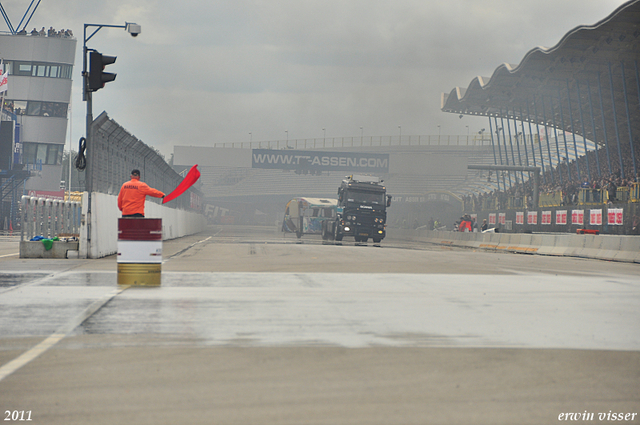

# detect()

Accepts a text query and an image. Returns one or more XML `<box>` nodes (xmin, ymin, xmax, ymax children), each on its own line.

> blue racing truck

<box><xmin>322</xmin><ymin>175</ymin><xmax>391</xmax><ymax>244</ymax></box>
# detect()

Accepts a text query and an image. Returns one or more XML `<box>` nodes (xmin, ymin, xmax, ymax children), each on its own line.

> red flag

<box><xmin>163</xmin><ymin>164</ymin><xmax>201</xmax><ymax>204</ymax></box>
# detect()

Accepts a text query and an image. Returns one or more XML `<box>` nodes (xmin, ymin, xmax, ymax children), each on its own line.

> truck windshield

<box><xmin>346</xmin><ymin>190</ymin><xmax>385</xmax><ymax>205</ymax></box>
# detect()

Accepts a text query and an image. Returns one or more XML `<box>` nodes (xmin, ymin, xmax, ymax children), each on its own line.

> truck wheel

<box><xmin>373</xmin><ymin>238</ymin><xmax>381</xmax><ymax>244</ymax></box>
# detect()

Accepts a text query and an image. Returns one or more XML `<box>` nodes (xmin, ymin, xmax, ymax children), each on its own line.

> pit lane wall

<box><xmin>393</xmin><ymin>228</ymin><xmax>640</xmax><ymax>263</ymax></box>
<box><xmin>79</xmin><ymin>192</ymin><xmax>206</xmax><ymax>259</ymax></box>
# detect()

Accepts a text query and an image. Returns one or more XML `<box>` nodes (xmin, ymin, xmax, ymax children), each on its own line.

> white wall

<box><xmin>79</xmin><ymin>192</ymin><xmax>206</xmax><ymax>259</ymax></box>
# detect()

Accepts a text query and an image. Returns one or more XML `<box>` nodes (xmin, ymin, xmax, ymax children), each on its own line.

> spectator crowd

<box><xmin>15</xmin><ymin>27</ymin><xmax>73</xmax><ymax>38</ymax></box>
<box><xmin>464</xmin><ymin>138</ymin><xmax>639</xmax><ymax>211</ymax></box>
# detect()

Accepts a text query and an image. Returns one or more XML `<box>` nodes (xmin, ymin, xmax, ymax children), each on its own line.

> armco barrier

<box><xmin>393</xmin><ymin>228</ymin><xmax>640</xmax><ymax>263</ymax></box>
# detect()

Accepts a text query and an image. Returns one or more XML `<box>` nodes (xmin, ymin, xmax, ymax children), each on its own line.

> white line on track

<box><xmin>0</xmin><ymin>285</ymin><xmax>130</xmax><ymax>382</ymax></box>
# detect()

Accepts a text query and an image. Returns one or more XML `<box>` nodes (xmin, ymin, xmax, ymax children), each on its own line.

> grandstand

<box><xmin>439</xmin><ymin>0</ymin><xmax>640</xmax><ymax>235</ymax></box>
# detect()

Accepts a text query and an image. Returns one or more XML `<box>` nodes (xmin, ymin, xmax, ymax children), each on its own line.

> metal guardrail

<box><xmin>577</xmin><ymin>185</ymin><xmax>638</xmax><ymax>205</ymax></box>
<box><xmin>539</xmin><ymin>190</ymin><xmax>563</xmax><ymax>207</ymax></box>
<box><xmin>20</xmin><ymin>196</ymin><xmax>81</xmax><ymax>241</ymax></box>
<box><xmin>578</xmin><ymin>189</ymin><xmax>605</xmax><ymax>205</ymax></box>
<box><xmin>212</xmin><ymin>135</ymin><xmax>494</xmax><ymax>150</ymax></box>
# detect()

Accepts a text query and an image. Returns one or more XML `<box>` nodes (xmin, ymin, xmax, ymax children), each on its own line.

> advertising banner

<box><xmin>571</xmin><ymin>210</ymin><xmax>584</xmax><ymax>226</ymax></box>
<box><xmin>541</xmin><ymin>211</ymin><xmax>552</xmax><ymax>225</ymax></box>
<box><xmin>556</xmin><ymin>210</ymin><xmax>567</xmax><ymax>226</ymax></box>
<box><xmin>27</xmin><ymin>190</ymin><xmax>65</xmax><ymax>200</ymax></box>
<box><xmin>251</xmin><ymin>149</ymin><xmax>389</xmax><ymax>172</ymax></box>
<box><xmin>489</xmin><ymin>213</ymin><xmax>496</xmax><ymax>225</ymax></box>
<box><xmin>527</xmin><ymin>211</ymin><xmax>538</xmax><ymax>225</ymax></box>
<box><xmin>499</xmin><ymin>213</ymin><xmax>506</xmax><ymax>225</ymax></box>
<box><xmin>515</xmin><ymin>211</ymin><xmax>524</xmax><ymax>225</ymax></box>
<box><xmin>590</xmin><ymin>209</ymin><xmax>602</xmax><ymax>226</ymax></box>
<box><xmin>607</xmin><ymin>208</ymin><xmax>623</xmax><ymax>225</ymax></box>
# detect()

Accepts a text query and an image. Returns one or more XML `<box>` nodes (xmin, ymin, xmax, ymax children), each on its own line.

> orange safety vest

<box><xmin>117</xmin><ymin>177</ymin><xmax>165</xmax><ymax>216</ymax></box>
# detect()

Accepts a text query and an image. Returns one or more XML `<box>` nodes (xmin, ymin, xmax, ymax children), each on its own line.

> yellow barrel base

<box><xmin>117</xmin><ymin>263</ymin><xmax>162</xmax><ymax>286</ymax></box>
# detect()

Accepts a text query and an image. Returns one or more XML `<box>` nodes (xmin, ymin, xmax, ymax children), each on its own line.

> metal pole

<box><xmin>597</xmin><ymin>72</ymin><xmax>613</xmax><ymax>174</ymax></box>
<box><xmin>549</xmin><ymin>97</ymin><xmax>564</xmax><ymax>185</ymax></box>
<box><xmin>523</xmin><ymin>104</ymin><xmax>538</xmax><ymax>173</ymax></box>
<box><xmin>488</xmin><ymin>116</ymin><xmax>501</xmax><ymax>191</ymax></box>
<box><xmin>499</xmin><ymin>112</ymin><xmax>514</xmax><ymax>187</ymax></box>
<box><xmin>468</xmin><ymin>165</ymin><xmax>540</xmax><ymax>208</ymax></box>
<box><xmin>540</xmin><ymin>96</ymin><xmax>558</xmax><ymax>184</ymax></box>
<box><xmin>575</xmin><ymin>80</ymin><xmax>591</xmax><ymax>182</ymax></box>
<box><xmin>509</xmin><ymin>109</ymin><xmax>526</xmax><ymax>183</ymax></box>
<box><xmin>531</xmin><ymin>96</ymin><xmax>548</xmax><ymax>184</ymax></box>
<box><xmin>565</xmin><ymin>81</ymin><xmax>581</xmax><ymax>181</ymax></box>
<box><xmin>493</xmin><ymin>116</ymin><xmax>507</xmax><ymax>189</ymax></box>
<box><xmin>608</xmin><ymin>62</ymin><xmax>625</xmax><ymax>179</ymax></box>
<box><xmin>520</xmin><ymin>106</ymin><xmax>533</xmax><ymax>167</ymax></box>
<box><xmin>556</xmin><ymin>93</ymin><xmax>573</xmax><ymax>181</ymax></box>
<box><xmin>620</xmin><ymin>61</ymin><xmax>638</xmax><ymax>178</ymax></box>
<box><xmin>82</xmin><ymin>27</ymin><xmax>93</xmax><ymax>253</ymax></box>
<box><xmin>586</xmin><ymin>79</ymin><xmax>602</xmax><ymax>177</ymax></box>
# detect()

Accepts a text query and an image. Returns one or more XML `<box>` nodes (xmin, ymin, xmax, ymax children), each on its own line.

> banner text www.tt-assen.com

<box><xmin>252</xmin><ymin>149</ymin><xmax>389</xmax><ymax>173</ymax></box>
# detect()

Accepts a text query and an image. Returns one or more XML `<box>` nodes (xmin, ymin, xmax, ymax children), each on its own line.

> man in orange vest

<box><xmin>117</xmin><ymin>169</ymin><xmax>165</xmax><ymax>217</ymax></box>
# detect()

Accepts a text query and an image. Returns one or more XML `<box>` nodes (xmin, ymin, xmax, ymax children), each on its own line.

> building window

<box><xmin>3</xmin><ymin>99</ymin><xmax>68</xmax><ymax>118</ymax></box>
<box><xmin>7</xmin><ymin>60</ymin><xmax>72</xmax><ymax>80</ymax></box>
<box><xmin>22</xmin><ymin>142</ymin><xmax>63</xmax><ymax>165</ymax></box>
<box><xmin>26</xmin><ymin>101</ymin><xmax>41</xmax><ymax>116</ymax></box>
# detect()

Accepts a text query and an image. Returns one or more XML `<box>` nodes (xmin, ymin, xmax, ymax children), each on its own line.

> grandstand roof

<box><xmin>441</xmin><ymin>0</ymin><xmax>640</xmax><ymax>151</ymax></box>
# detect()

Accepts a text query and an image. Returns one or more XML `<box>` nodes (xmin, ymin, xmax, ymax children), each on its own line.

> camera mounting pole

<box><xmin>81</xmin><ymin>21</ymin><xmax>140</xmax><ymax>258</ymax></box>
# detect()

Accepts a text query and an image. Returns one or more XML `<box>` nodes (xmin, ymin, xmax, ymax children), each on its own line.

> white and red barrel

<box><xmin>117</xmin><ymin>218</ymin><xmax>162</xmax><ymax>286</ymax></box>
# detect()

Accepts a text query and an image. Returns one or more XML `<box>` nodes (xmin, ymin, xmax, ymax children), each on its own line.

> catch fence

<box><xmin>83</xmin><ymin>112</ymin><xmax>202</xmax><ymax>212</ymax></box>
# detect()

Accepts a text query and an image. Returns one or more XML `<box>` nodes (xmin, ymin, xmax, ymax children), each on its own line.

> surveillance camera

<box><xmin>126</xmin><ymin>23</ymin><xmax>141</xmax><ymax>37</ymax></box>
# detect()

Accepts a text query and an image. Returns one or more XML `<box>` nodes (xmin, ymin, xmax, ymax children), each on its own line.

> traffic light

<box><xmin>88</xmin><ymin>51</ymin><xmax>117</xmax><ymax>92</ymax></box>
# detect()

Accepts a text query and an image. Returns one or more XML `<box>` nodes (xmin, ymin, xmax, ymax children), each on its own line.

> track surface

<box><xmin>0</xmin><ymin>226</ymin><xmax>638</xmax><ymax>424</ymax></box>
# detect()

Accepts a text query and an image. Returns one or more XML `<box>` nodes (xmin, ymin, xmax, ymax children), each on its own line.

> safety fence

<box><xmin>20</xmin><ymin>195</ymin><xmax>81</xmax><ymax>241</ymax></box>
<box><xmin>577</xmin><ymin>184</ymin><xmax>639</xmax><ymax>206</ymax></box>
<box><xmin>86</xmin><ymin>112</ymin><xmax>202</xmax><ymax>212</ymax></box>
<box><xmin>539</xmin><ymin>190</ymin><xmax>564</xmax><ymax>207</ymax></box>
<box><xmin>467</xmin><ymin>184</ymin><xmax>640</xmax><ymax>211</ymax></box>
<box><xmin>212</xmin><ymin>134</ymin><xmax>493</xmax><ymax>150</ymax></box>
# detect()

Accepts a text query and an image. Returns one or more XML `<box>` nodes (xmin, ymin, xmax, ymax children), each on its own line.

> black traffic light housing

<box><xmin>88</xmin><ymin>51</ymin><xmax>117</xmax><ymax>92</ymax></box>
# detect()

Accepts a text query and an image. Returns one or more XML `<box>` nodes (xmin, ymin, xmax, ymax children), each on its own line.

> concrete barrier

<box><xmin>616</xmin><ymin>237</ymin><xmax>640</xmax><ymax>263</ymax></box>
<box><xmin>79</xmin><ymin>192</ymin><xmax>207</xmax><ymax>259</ymax></box>
<box><xmin>409</xmin><ymin>229</ymin><xmax>640</xmax><ymax>264</ymax></box>
<box><xmin>19</xmin><ymin>241</ymin><xmax>80</xmax><ymax>259</ymax></box>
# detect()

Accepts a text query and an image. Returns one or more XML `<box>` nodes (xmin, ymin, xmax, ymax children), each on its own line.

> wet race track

<box><xmin>0</xmin><ymin>226</ymin><xmax>639</xmax><ymax>425</ymax></box>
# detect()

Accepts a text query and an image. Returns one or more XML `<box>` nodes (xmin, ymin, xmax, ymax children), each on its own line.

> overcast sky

<box><xmin>1</xmin><ymin>0</ymin><xmax>631</xmax><ymax>158</ymax></box>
